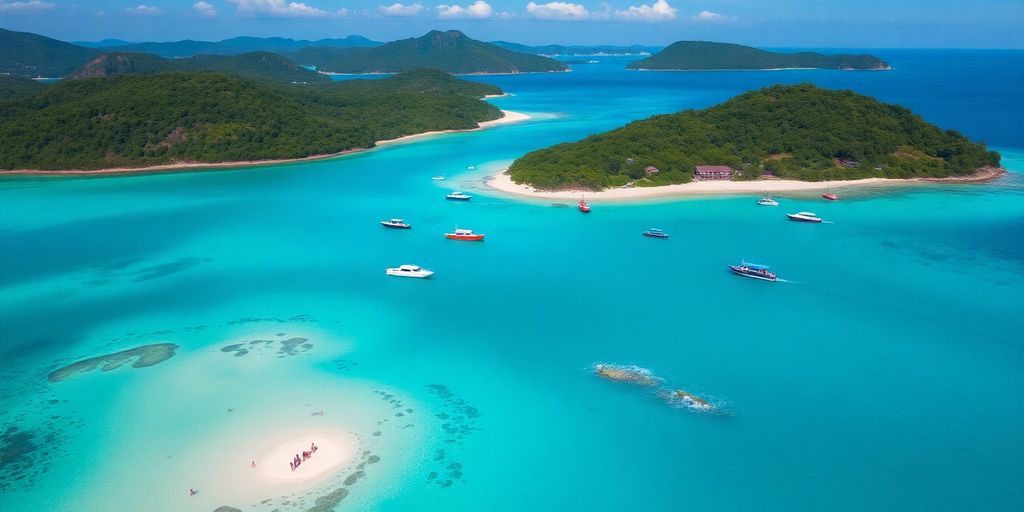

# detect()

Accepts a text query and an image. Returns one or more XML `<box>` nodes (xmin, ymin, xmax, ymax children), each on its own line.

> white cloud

<box><xmin>436</xmin><ymin>0</ymin><xmax>491</xmax><ymax>19</ymax></box>
<box><xmin>378</xmin><ymin>2</ymin><xmax>424</xmax><ymax>16</ymax></box>
<box><xmin>228</xmin><ymin>0</ymin><xmax>329</xmax><ymax>17</ymax></box>
<box><xmin>126</xmin><ymin>4</ymin><xmax>163</xmax><ymax>15</ymax></box>
<box><xmin>614</xmin><ymin>0</ymin><xmax>676</xmax><ymax>21</ymax></box>
<box><xmin>193</xmin><ymin>1</ymin><xmax>217</xmax><ymax>17</ymax></box>
<box><xmin>336</xmin><ymin>7</ymin><xmax>349</xmax><ymax>15</ymax></box>
<box><xmin>526</xmin><ymin>1</ymin><xmax>590</xmax><ymax>20</ymax></box>
<box><xmin>691</xmin><ymin>10</ymin><xmax>732</xmax><ymax>22</ymax></box>
<box><xmin>0</xmin><ymin>0</ymin><xmax>55</xmax><ymax>12</ymax></box>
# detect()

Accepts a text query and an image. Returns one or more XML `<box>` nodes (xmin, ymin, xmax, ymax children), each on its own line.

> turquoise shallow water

<box><xmin>1</xmin><ymin>51</ymin><xmax>1023</xmax><ymax>511</ymax></box>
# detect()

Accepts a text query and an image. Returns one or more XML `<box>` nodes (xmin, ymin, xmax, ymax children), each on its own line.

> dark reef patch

<box><xmin>424</xmin><ymin>384</ymin><xmax>480</xmax><ymax>488</ymax></box>
<box><xmin>48</xmin><ymin>343</ymin><xmax>179</xmax><ymax>382</ymax></box>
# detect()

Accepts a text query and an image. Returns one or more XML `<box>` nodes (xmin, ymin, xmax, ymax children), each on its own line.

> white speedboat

<box><xmin>757</xmin><ymin>196</ymin><xmax>779</xmax><ymax>207</ymax></box>
<box><xmin>380</xmin><ymin>218</ymin><xmax>411</xmax><ymax>229</ymax></box>
<box><xmin>786</xmin><ymin>211</ymin><xmax>822</xmax><ymax>223</ymax></box>
<box><xmin>446</xmin><ymin>191</ymin><xmax>472</xmax><ymax>201</ymax></box>
<box><xmin>432</xmin><ymin>176</ymin><xmax>446</xmax><ymax>181</ymax></box>
<box><xmin>385</xmin><ymin>264</ymin><xmax>434</xmax><ymax>278</ymax></box>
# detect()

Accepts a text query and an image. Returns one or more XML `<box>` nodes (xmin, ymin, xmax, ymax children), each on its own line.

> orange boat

<box><xmin>579</xmin><ymin>198</ymin><xmax>591</xmax><ymax>213</ymax></box>
<box><xmin>445</xmin><ymin>228</ymin><xmax>485</xmax><ymax>241</ymax></box>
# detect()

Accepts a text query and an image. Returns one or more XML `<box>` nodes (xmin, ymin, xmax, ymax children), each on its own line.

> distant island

<box><xmin>503</xmin><ymin>84</ymin><xmax>1000</xmax><ymax>193</ymax></box>
<box><xmin>0</xmin><ymin>27</ymin><xmax>98</xmax><ymax>77</ymax></box>
<box><xmin>0</xmin><ymin>69</ymin><xmax>507</xmax><ymax>172</ymax></box>
<box><xmin>68</xmin><ymin>51</ymin><xmax>329</xmax><ymax>83</ymax></box>
<box><xmin>289</xmin><ymin>30</ymin><xmax>568</xmax><ymax>75</ymax></box>
<box><xmin>627</xmin><ymin>41</ymin><xmax>891</xmax><ymax>71</ymax></box>
<box><xmin>491</xmin><ymin>41</ymin><xmax>654</xmax><ymax>56</ymax></box>
<box><xmin>74</xmin><ymin>35</ymin><xmax>382</xmax><ymax>59</ymax></box>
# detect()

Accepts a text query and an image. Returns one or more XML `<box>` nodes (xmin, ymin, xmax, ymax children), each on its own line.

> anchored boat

<box><xmin>757</xmin><ymin>196</ymin><xmax>779</xmax><ymax>206</ymax></box>
<box><xmin>642</xmin><ymin>228</ymin><xmax>669</xmax><ymax>239</ymax></box>
<box><xmin>385</xmin><ymin>264</ymin><xmax>434</xmax><ymax>278</ymax></box>
<box><xmin>380</xmin><ymin>218</ymin><xmax>411</xmax><ymax>229</ymax></box>
<box><xmin>445</xmin><ymin>228</ymin><xmax>485</xmax><ymax>241</ymax></box>
<box><xmin>446</xmin><ymin>191</ymin><xmax>472</xmax><ymax>201</ymax></box>
<box><xmin>579</xmin><ymin>197</ymin><xmax>591</xmax><ymax>213</ymax></box>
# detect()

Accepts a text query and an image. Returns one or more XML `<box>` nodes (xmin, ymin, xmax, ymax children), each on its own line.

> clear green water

<box><xmin>1</xmin><ymin>52</ymin><xmax>1022</xmax><ymax>511</ymax></box>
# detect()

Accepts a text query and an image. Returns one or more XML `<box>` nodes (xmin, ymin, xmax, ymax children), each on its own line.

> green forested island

<box><xmin>0</xmin><ymin>69</ymin><xmax>502</xmax><ymax>171</ymax></box>
<box><xmin>290</xmin><ymin>30</ymin><xmax>568</xmax><ymax>74</ymax></box>
<box><xmin>76</xmin><ymin>35</ymin><xmax>382</xmax><ymax>58</ymax></box>
<box><xmin>491</xmin><ymin>41</ymin><xmax>654</xmax><ymax>56</ymax></box>
<box><xmin>68</xmin><ymin>52</ymin><xmax>329</xmax><ymax>83</ymax></box>
<box><xmin>0</xmin><ymin>27</ymin><xmax>98</xmax><ymax>77</ymax></box>
<box><xmin>627</xmin><ymin>41</ymin><xmax>890</xmax><ymax>71</ymax></box>
<box><xmin>507</xmin><ymin>84</ymin><xmax>999</xmax><ymax>190</ymax></box>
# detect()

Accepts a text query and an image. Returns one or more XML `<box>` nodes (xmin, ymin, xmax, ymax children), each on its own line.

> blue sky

<box><xmin>1</xmin><ymin>0</ymin><xmax>1021</xmax><ymax>47</ymax></box>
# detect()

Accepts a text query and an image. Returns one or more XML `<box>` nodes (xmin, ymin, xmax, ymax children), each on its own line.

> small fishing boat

<box><xmin>466</xmin><ymin>165</ymin><xmax>476</xmax><ymax>170</ymax></box>
<box><xmin>380</xmin><ymin>218</ymin><xmax>411</xmax><ymax>229</ymax></box>
<box><xmin>757</xmin><ymin>196</ymin><xmax>779</xmax><ymax>206</ymax></box>
<box><xmin>579</xmin><ymin>197</ymin><xmax>591</xmax><ymax>213</ymax></box>
<box><xmin>642</xmin><ymin>228</ymin><xmax>669</xmax><ymax>239</ymax></box>
<box><xmin>728</xmin><ymin>261</ymin><xmax>778</xmax><ymax>282</ymax></box>
<box><xmin>786</xmin><ymin>211</ymin><xmax>823</xmax><ymax>223</ymax></box>
<box><xmin>822</xmin><ymin>192</ymin><xmax>839</xmax><ymax>201</ymax></box>
<box><xmin>669</xmin><ymin>390</ymin><xmax>714</xmax><ymax>411</ymax></box>
<box><xmin>432</xmin><ymin>176</ymin><xmax>446</xmax><ymax>181</ymax></box>
<box><xmin>445</xmin><ymin>228</ymin><xmax>485</xmax><ymax>241</ymax></box>
<box><xmin>446</xmin><ymin>191</ymin><xmax>472</xmax><ymax>201</ymax></box>
<box><xmin>385</xmin><ymin>264</ymin><xmax>434</xmax><ymax>278</ymax></box>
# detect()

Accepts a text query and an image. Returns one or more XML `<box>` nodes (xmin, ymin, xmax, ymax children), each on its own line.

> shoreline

<box><xmin>0</xmin><ymin>110</ymin><xmax>531</xmax><ymax>178</ymax></box>
<box><xmin>485</xmin><ymin>166</ymin><xmax>1007</xmax><ymax>202</ymax></box>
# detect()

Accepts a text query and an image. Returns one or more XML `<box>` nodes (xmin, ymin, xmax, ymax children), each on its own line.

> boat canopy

<box><xmin>454</xmin><ymin>228</ymin><xmax>473</xmax><ymax>234</ymax></box>
<box><xmin>398</xmin><ymin>264</ymin><xmax>420</xmax><ymax>270</ymax></box>
<box><xmin>741</xmin><ymin>261</ymin><xmax>770</xmax><ymax>269</ymax></box>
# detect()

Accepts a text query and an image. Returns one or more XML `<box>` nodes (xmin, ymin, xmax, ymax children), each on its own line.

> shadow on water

<box><xmin>0</xmin><ymin>201</ymin><xmax>234</xmax><ymax>288</ymax></box>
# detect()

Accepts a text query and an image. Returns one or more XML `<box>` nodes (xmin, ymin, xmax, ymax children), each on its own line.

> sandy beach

<box><xmin>0</xmin><ymin>110</ymin><xmax>530</xmax><ymax>177</ymax></box>
<box><xmin>485</xmin><ymin>166</ymin><xmax>1006</xmax><ymax>202</ymax></box>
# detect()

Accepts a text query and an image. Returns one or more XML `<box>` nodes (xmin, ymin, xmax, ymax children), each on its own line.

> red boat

<box><xmin>445</xmin><ymin>228</ymin><xmax>485</xmax><ymax>241</ymax></box>
<box><xmin>822</xmin><ymin>192</ymin><xmax>839</xmax><ymax>201</ymax></box>
<box><xmin>579</xmin><ymin>198</ymin><xmax>591</xmax><ymax>213</ymax></box>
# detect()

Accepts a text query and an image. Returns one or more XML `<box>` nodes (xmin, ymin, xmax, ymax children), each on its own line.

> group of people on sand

<box><xmin>289</xmin><ymin>442</ymin><xmax>319</xmax><ymax>471</ymax></box>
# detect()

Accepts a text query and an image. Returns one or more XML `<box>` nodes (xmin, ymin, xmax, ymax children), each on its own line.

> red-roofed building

<box><xmin>644</xmin><ymin>166</ymin><xmax>660</xmax><ymax>176</ymax></box>
<box><xmin>693</xmin><ymin>165</ymin><xmax>735</xmax><ymax>181</ymax></box>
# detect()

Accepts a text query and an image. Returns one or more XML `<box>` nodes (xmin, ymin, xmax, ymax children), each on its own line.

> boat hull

<box><xmin>643</xmin><ymin>232</ymin><xmax>669</xmax><ymax>239</ymax></box>
<box><xmin>446</xmin><ymin>196</ymin><xmax>471</xmax><ymax>201</ymax></box>
<box><xmin>445</xmin><ymin>234</ymin><xmax>485</xmax><ymax>241</ymax></box>
<box><xmin>786</xmin><ymin>215</ymin><xmax>822</xmax><ymax>223</ymax></box>
<box><xmin>385</xmin><ymin>269</ymin><xmax>434</xmax><ymax>278</ymax></box>
<box><xmin>381</xmin><ymin>222</ymin><xmax>411</xmax><ymax>229</ymax></box>
<box><xmin>728</xmin><ymin>265</ymin><xmax>777</xmax><ymax>281</ymax></box>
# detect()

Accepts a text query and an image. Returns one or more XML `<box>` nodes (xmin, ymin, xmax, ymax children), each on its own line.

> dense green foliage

<box><xmin>628</xmin><ymin>41</ymin><xmax>890</xmax><ymax>71</ymax></box>
<box><xmin>78</xmin><ymin>35</ymin><xmax>381</xmax><ymax>58</ymax></box>
<box><xmin>0</xmin><ymin>27</ymin><xmax>97</xmax><ymax>77</ymax></box>
<box><xmin>0</xmin><ymin>75</ymin><xmax>45</xmax><ymax>101</ymax></box>
<box><xmin>491</xmin><ymin>42</ymin><xmax>653</xmax><ymax>56</ymax></box>
<box><xmin>68</xmin><ymin>52</ymin><xmax>329</xmax><ymax>83</ymax></box>
<box><xmin>291</xmin><ymin>30</ymin><xmax>568</xmax><ymax>74</ymax></box>
<box><xmin>0</xmin><ymin>69</ymin><xmax>502</xmax><ymax>171</ymax></box>
<box><xmin>508</xmin><ymin>84</ymin><xmax>999</xmax><ymax>190</ymax></box>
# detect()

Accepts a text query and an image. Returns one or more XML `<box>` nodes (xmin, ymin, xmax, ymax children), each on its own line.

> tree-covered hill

<box><xmin>0</xmin><ymin>69</ymin><xmax>502</xmax><ymax>171</ymax></box>
<box><xmin>0</xmin><ymin>75</ymin><xmax>45</xmax><ymax>101</ymax></box>
<box><xmin>68</xmin><ymin>52</ymin><xmax>329</xmax><ymax>83</ymax></box>
<box><xmin>291</xmin><ymin>30</ymin><xmax>568</xmax><ymax>74</ymax></box>
<box><xmin>76</xmin><ymin>35</ymin><xmax>382</xmax><ymax>58</ymax></box>
<box><xmin>0</xmin><ymin>27</ymin><xmax>97</xmax><ymax>77</ymax></box>
<box><xmin>508</xmin><ymin>84</ymin><xmax>999</xmax><ymax>190</ymax></box>
<box><xmin>491</xmin><ymin>41</ymin><xmax>654</xmax><ymax>56</ymax></box>
<box><xmin>628</xmin><ymin>41</ymin><xmax>890</xmax><ymax>71</ymax></box>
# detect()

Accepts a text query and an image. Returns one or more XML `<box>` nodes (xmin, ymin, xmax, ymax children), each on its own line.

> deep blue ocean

<box><xmin>1</xmin><ymin>50</ymin><xmax>1022</xmax><ymax>511</ymax></box>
